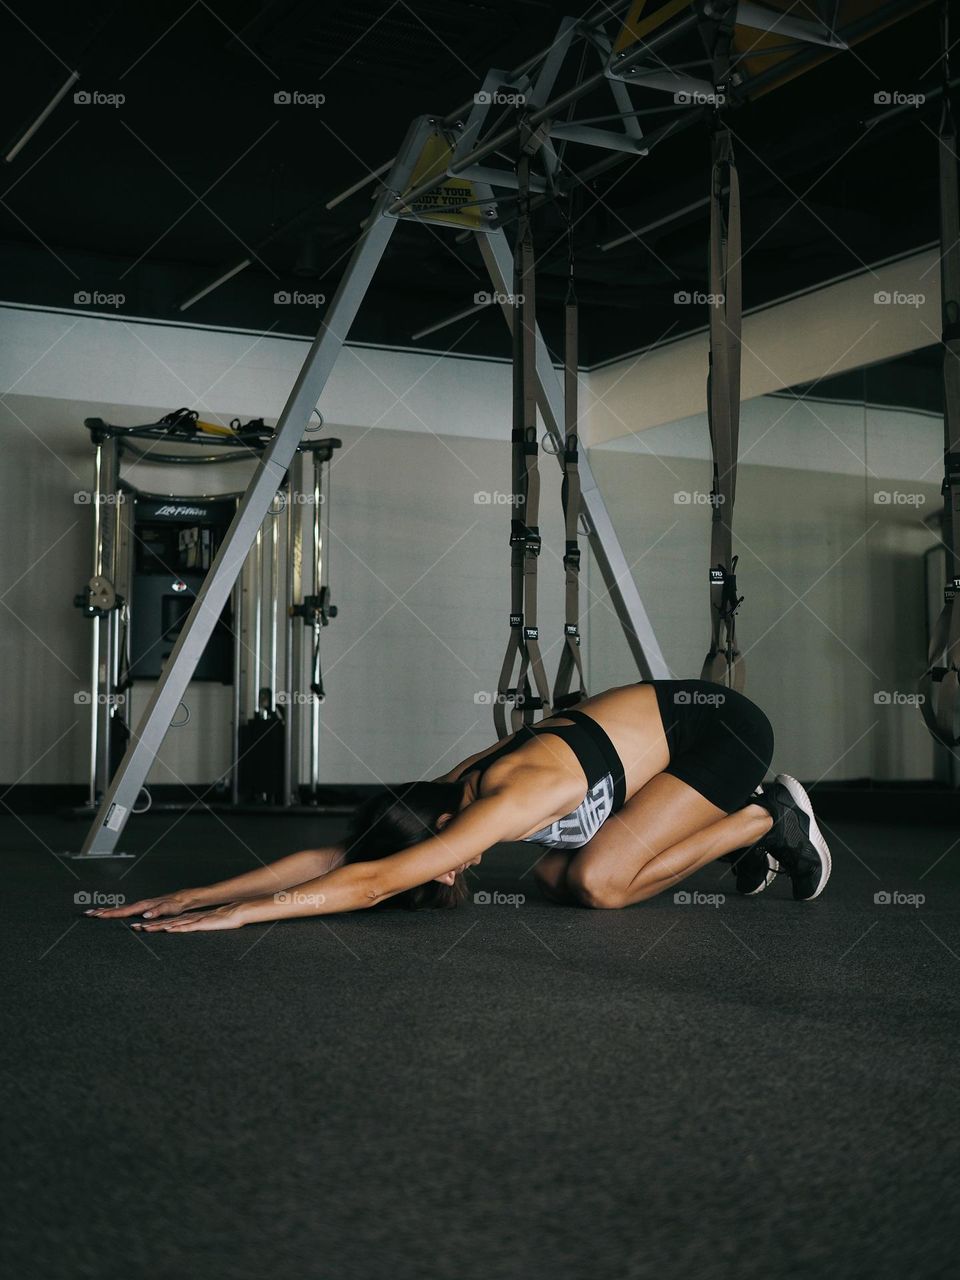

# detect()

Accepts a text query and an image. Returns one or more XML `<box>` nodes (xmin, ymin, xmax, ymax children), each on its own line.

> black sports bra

<box><xmin>464</xmin><ymin>711</ymin><xmax>627</xmax><ymax>849</ymax></box>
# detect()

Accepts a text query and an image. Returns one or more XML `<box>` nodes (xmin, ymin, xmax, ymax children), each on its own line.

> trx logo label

<box><xmin>509</xmin><ymin>614</ymin><xmax>522</xmax><ymax>628</ymax></box>
<box><xmin>524</xmin><ymin>627</ymin><xmax>538</xmax><ymax>640</ymax></box>
<box><xmin>709</xmin><ymin>568</ymin><xmax>726</xmax><ymax>585</ymax></box>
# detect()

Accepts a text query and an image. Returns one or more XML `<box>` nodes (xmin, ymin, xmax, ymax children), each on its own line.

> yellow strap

<box><xmin>194</xmin><ymin>420</ymin><xmax>236</xmax><ymax>437</ymax></box>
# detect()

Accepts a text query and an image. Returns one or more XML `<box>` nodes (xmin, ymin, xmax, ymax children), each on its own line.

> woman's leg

<box><xmin>532</xmin><ymin>850</ymin><xmax>577</xmax><ymax>903</ymax></box>
<box><xmin>566</xmin><ymin>772</ymin><xmax>773</xmax><ymax>909</ymax></box>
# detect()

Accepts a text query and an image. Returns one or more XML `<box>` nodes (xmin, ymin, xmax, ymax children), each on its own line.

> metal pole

<box><xmin>86</xmin><ymin>445</ymin><xmax>103</xmax><ymax>807</ymax></box>
<box><xmin>477</xmin><ymin>227</ymin><xmax>671</xmax><ymax>680</ymax></box>
<box><xmin>282</xmin><ymin>466</ymin><xmax>300</xmax><ymax>806</ymax></box>
<box><xmin>230</xmin><ymin>573</ymin><xmax>243</xmax><ymax>806</ymax></box>
<box><xmin>96</xmin><ymin>438</ymin><xmax>119</xmax><ymax>797</ymax></box>
<box><xmin>76</xmin><ymin>115</ymin><xmax>423</xmax><ymax>856</ymax></box>
<box><xmin>270</xmin><ymin>497</ymin><xmax>281</xmax><ymax>712</ymax></box>
<box><xmin>252</xmin><ymin>526</ymin><xmax>263</xmax><ymax>710</ymax></box>
<box><xmin>309</xmin><ymin>450</ymin><xmax>323</xmax><ymax>799</ymax></box>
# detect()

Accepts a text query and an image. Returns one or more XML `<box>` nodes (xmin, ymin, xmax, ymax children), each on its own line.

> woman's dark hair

<box><xmin>343</xmin><ymin>781</ymin><xmax>469</xmax><ymax>910</ymax></box>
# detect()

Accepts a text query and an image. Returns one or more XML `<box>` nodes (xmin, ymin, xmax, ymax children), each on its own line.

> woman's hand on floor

<box><xmin>131</xmin><ymin>902</ymin><xmax>248</xmax><ymax>932</ymax></box>
<box><xmin>85</xmin><ymin>891</ymin><xmax>197</xmax><ymax>920</ymax></box>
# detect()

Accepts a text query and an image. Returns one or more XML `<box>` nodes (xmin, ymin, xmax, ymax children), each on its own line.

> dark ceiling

<box><xmin>0</xmin><ymin>0</ymin><xmax>947</xmax><ymax>370</ymax></box>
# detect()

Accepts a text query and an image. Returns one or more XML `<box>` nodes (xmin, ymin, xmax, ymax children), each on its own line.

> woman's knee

<box><xmin>566</xmin><ymin>859</ymin><xmax>627</xmax><ymax>910</ymax></box>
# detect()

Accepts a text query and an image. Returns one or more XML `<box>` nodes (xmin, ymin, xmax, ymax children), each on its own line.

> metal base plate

<box><xmin>66</xmin><ymin>850</ymin><xmax>137</xmax><ymax>860</ymax></box>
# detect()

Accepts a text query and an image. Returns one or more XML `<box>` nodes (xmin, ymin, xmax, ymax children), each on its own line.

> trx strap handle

<box><xmin>920</xmin><ymin>1</ymin><xmax>960</xmax><ymax>745</ymax></box>
<box><xmin>494</xmin><ymin>119</ymin><xmax>553</xmax><ymax>737</ymax></box>
<box><xmin>552</xmin><ymin>227</ymin><xmax>588</xmax><ymax>713</ymax></box>
<box><xmin>700</xmin><ymin>121</ymin><xmax>746</xmax><ymax>692</ymax></box>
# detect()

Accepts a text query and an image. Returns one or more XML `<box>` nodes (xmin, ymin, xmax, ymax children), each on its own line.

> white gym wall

<box><xmin>0</xmin><ymin>270</ymin><xmax>944</xmax><ymax>790</ymax></box>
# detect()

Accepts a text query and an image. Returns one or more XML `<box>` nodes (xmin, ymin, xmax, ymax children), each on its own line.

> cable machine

<box><xmin>73</xmin><ymin>411</ymin><xmax>340</xmax><ymax>814</ymax></box>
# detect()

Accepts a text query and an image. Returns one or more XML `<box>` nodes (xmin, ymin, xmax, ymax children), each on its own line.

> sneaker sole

<box><xmin>775</xmin><ymin>774</ymin><xmax>832</xmax><ymax>900</ymax></box>
<box><xmin>743</xmin><ymin>850</ymin><xmax>780</xmax><ymax>896</ymax></box>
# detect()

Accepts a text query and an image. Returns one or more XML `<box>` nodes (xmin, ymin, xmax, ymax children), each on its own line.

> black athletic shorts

<box><xmin>647</xmin><ymin>680</ymin><xmax>774</xmax><ymax>813</ymax></box>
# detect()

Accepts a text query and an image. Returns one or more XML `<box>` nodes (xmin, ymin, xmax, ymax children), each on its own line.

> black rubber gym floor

<box><xmin>3</xmin><ymin>809</ymin><xmax>959</xmax><ymax>1280</ymax></box>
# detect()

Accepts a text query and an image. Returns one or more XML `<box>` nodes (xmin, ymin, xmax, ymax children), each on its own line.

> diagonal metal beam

<box><xmin>74</xmin><ymin>117</ymin><xmax>429</xmax><ymax>856</ymax></box>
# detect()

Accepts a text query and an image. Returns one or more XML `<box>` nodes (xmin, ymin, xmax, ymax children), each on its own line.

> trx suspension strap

<box><xmin>920</xmin><ymin>1</ymin><xmax>960</xmax><ymax>745</ymax></box>
<box><xmin>700</xmin><ymin>119</ymin><xmax>745</xmax><ymax>691</ymax></box>
<box><xmin>552</xmin><ymin>208</ymin><xmax>588</xmax><ymax>712</ymax></box>
<box><xmin>494</xmin><ymin>118</ymin><xmax>553</xmax><ymax>738</ymax></box>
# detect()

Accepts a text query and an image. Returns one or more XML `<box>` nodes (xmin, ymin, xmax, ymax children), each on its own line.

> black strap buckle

<box><xmin>563</xmin><ymin>541</ymin><xmax>581</xmax><ymax>570</ymax></box>
<box><xmin>524</xmin><ymin>529</ymin><xmax>542</xmax><ymax>556</ymax></box>
<box><xmin>553</xmin><ymin>691</ymin><xmax>583</xmax><ymax>710</ymax></box>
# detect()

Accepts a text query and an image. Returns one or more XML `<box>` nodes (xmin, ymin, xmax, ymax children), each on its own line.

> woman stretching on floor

<box><xmin>88</xmin><ymin>680</ymin><xmax>832</xmax><ymax>932</ymax></box>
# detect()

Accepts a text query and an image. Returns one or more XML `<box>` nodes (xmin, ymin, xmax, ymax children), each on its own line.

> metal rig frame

<box><xmin>77</xmin><ymin>0</ymin><xmax>907</xmax><ymax>856</ymax></box>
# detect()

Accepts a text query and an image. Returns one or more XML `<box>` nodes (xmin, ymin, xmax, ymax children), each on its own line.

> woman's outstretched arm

<box><xmin>86</xmin><ymin>845</ymin><xmax>345</xmax><ymax>920</ymax></box>
<box><xmin>131</xmin><ymin>780</ymin><xmax>546</xmax><ymax>932</ymax></box>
